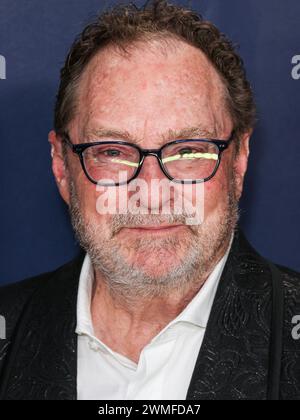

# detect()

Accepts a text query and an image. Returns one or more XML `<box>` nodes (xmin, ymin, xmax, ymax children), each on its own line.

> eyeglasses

<box><xmin>61</xmin><ymin>131</ymin><xmax>234</xmax><ymax>186</ymax></box>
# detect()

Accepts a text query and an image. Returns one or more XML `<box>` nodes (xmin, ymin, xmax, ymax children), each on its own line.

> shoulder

<box><xmin>0</xmin><ymin>253</ymin><xmax>85</xmax><ymax>396</ymax></box>
<box><xmin>276</xmin><ymin>263</ymin><xmax>300</xmax><ymax>330</ymax></box>
<box><xmin>276</xmin><ymin>263</ymin><xmax>300</xmax><ymax>301</ymax></box>
<box><xmin>236</xmin><ymin>227</ymin><xmax>300</xmax><ymax>293</ymax></box>
<box><xmin>275</xmin><ymin>264</ymin><xmax>300</xmax><ymax>329</ymax></box>
<box><xmin>274</xmin><ymin>264</ymin><xmax>300</xmax><ymax>400</ymax></box>
<box><xmin>277</xmin><ymin>263</ymin><xmax>300</xmax><ymax>282</ymax></box>
<box><xmin>0</xmin><ymin>252</ymin><xmax>85</xmax><ymax>339</ymax></box>
<box><xmin>0</xmin><ymin>272</ymin><xmax>53</xmax><ymax>339</ymax></box>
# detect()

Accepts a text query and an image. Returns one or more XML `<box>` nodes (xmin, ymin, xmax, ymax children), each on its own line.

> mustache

<box><xmin>110</xmin><ymin>213</ymin><xmax>198</xmax><ymax>236</ymax></box>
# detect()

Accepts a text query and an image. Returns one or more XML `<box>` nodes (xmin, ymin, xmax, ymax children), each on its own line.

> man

<box><xmin>0</xmin><ymin>0</ymin><xmax>299</xmax><ymax>400</ymax></box>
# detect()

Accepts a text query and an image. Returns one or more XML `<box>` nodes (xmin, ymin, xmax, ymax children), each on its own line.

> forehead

<box><xmin>73</xmin><ymin>38</ymin><xmax>231</xmax><ymax>141</ymax></box>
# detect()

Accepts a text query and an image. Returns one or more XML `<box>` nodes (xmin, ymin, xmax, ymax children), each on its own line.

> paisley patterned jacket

<box><xmin>0</xmin><ymin>227</ymin><xmax>299</xmax><ymax>400</ymax></box>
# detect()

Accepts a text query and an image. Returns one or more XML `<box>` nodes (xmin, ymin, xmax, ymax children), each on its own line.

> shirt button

<box><xmin>88</xmin><ymin>340</ymin><xmax>99</xmax><ymax>351</ymax></box>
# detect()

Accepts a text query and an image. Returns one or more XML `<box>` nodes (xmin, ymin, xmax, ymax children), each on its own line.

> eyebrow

<box><xmin>83</xmin><ymin>125</ymin><xmax>218</xmax><ymax>145</ymax></box>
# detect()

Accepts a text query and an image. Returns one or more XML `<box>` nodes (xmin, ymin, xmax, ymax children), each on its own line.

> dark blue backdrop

<box><xmin>1</xmin><ymin>0</ymin><xmax>300</xmax><ymax>285</ymax></box>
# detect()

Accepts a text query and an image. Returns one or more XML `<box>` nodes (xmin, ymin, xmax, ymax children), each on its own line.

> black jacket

<box><xmin>0</xmin><ymin>227</ymin><xmax>299</xmax><ymax>400</ymax></box>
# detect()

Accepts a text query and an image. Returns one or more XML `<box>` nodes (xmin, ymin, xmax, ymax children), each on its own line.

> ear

<box><xmin>233</xmin><ymin>130</ymin><xmax>252</xmax><ymax>201</ymax></box>
<box><xmin>48</xmin><ymin>130</ymin><xmax>70</xmax><ymax>205</ymax></box>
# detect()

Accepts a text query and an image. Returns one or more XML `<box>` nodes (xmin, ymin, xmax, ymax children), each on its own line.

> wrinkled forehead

<box><xmin>72</xmin><ymin>38</ymin><xmax>232</xmax><ymax>141</ymax></box>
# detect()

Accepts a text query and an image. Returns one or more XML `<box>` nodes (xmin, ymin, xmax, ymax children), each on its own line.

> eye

<box><xmin>175</xmin><ymin>146</ymin><xmax>208</xmax><ymax>156</ymax></box>
<box><xmin>104</xmin><ymin>149</ymin><xmax>121</xmax><ymax>157</ymax></box>
<box><xmin>88</xmin><ymin>146</ymin><xmax>125</xmax><ymax>158</ymax></box>
<box><xmin>178</xmin><ymin>147</ymin><xmax>193</xmax><ymax>155</ymax></box>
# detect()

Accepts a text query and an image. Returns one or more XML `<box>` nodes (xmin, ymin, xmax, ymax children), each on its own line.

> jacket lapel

<box><xmin>2</xmin><ymin>227</ymin><xmax>273</xmax><ymax>400</ymax></box>
<box><xmin>2</xmin><ymin>252</ymin><xmax>85</xmax><ymax>400</ymax></box>
<box><xmin>186</xmin><ymin>227</ymin><xmax>273</xmax><ymax>400</ymax></box>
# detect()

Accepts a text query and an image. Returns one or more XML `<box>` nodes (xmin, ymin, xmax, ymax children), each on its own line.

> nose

<box><xmin>138</xmin><ymin>154</ymin><xmax>165</xmax><ymax>183</ymax></box>
<box><xmin>130</xmin><ymin>155</ymin><xmax>173</xmax><ymax>213</ymax></box>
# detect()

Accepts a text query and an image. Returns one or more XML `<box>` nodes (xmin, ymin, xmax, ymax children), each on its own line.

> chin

<box><xmin>130</xmin><ymin>254</ymin><xmax>181</xmax><ymax>276</ymax></box>
<box><xmin>136</xmin><ymin>266</ymin><xmax>174</xmax><ymax>280</ymax></box>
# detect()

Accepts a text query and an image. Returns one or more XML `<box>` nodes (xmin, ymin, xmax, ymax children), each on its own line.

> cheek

<box><xmin>74</xmin><ymin>179</ymin><xmax>113</xmax><ymax>235</ymax></box>
<box><xmin>203</xmin><ymin>164</ymin><xmax>232</xmax><ymax>215</ymax></box>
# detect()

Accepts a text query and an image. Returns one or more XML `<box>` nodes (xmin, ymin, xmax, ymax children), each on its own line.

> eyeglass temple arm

<box><xmin>218</xmin><ymin>131</ymin><xmax>236</xmax><ymax>151</ymax></box>
<box><xmin>228</xmin><ymin>131</ymin><xmax>236</xmax><ymax>144</ymax></box>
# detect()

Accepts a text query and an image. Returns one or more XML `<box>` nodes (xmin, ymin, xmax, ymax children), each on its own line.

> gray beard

<box><xmin>68</xmin><ymin>179</ymin><xmax>239</xmax><ymax>303</ymax></box>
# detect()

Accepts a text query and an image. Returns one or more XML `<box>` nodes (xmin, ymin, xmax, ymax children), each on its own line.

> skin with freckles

<box><xmin>49</xmin><ymin>38</ymin><xmax>251</xmax><ymax>363</ymax></box>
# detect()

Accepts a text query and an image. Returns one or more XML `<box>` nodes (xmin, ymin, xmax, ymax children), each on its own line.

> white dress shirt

<box><xmin>76</xmin><ymin>235</ymin><xmax>233</xmax><ymax>400</ymax></box>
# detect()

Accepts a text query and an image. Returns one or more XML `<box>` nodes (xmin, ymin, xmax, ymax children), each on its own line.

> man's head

<box><xmin>49</xmin><ymin>0</ymin><xmax>256</xmax><ymax>301</ymax></box>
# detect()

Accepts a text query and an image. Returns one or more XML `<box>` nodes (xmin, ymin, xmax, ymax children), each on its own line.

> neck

<box><xmin>90</xmin><ymin>236</ymin><xmax>231</xmax><ymax>363</ymax></box>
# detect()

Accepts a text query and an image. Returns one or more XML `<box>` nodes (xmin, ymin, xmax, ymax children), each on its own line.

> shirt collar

<box><xmin>171</xmin><ymin>233</ymin><xmax>233</xmax><ymax>328</ymax></box>
<box><xmin>76</xmin><ymin>254</ymin><xmax>95</xmax><ymax>337</ymax></box>
<box><xmin>76</xmin><ymin>232</ymin><xmax>234</xmax><ymax>336</ymax></box>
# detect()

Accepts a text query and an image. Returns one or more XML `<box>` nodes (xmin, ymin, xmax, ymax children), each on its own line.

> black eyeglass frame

<box><xmin>61</xmin><ymin>131</ymin><xmax>235</xmax><ymax>186</ymax></box>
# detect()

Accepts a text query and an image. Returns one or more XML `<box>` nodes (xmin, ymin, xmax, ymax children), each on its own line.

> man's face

<box><xmin>50</xmin><ymin>39</ymin><xmax>250</xmax><ymax>298</ymax></box>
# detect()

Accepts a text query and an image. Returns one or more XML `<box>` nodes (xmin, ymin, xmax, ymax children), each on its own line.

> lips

<box><xmin>124</xmin><ymin>224</ymin><xmax>184</xmax><ymax>231</ymax></box>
